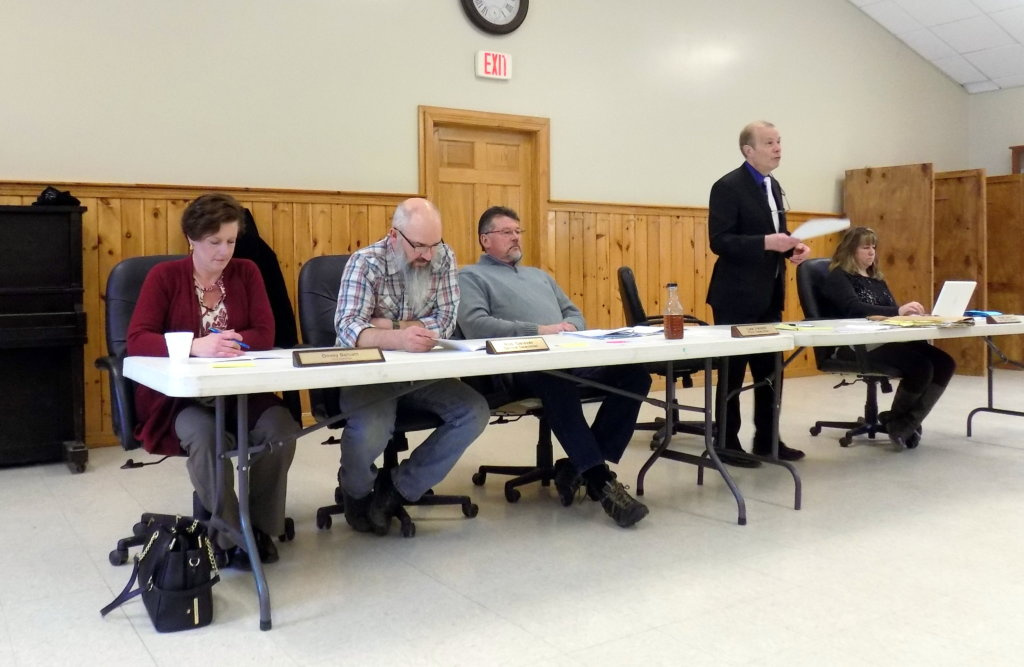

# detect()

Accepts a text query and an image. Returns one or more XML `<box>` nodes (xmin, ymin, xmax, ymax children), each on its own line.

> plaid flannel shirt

<box><xmin>334</xmin><ymin>238</ymin><xmax>460</xmax><ymax>347</ymax></box>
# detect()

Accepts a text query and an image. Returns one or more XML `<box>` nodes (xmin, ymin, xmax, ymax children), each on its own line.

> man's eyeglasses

<box><xmin>779</xmin><ymin>187</ymin><xmax>791</xmax><ymax>213</ymax></box>
<box><xmin>395</xmin><ymin>227</ymin><xmax>445</xmax><ymax>253</ymax></box>
<box><xmin>483</xmin><ymin>228</ymin><xmax>524</xmax><ymax>238</ymax></box>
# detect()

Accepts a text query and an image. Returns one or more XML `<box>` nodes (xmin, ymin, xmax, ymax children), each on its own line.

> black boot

<box><xmin>343</xmin><ymin>490</ymin><xmax>374</xmax><ymax>533</ymax></box>
<box><xmin>884</xmin><ymin>384</ymin><xmax>923</xmax><ymax>449</ymax></box>
<box><xmin>368</xmin><ymin>470</ymin><xmax>406</xmax><ymax>536</ymax></box>
<box><xmin>902</xmin><ymin>384</ymin><xmax>945</xmax><ymax>449</ymax></box>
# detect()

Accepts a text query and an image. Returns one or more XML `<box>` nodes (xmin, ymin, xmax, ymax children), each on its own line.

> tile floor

<box><xmin>2</xmin><ymin>371</ymin><xmax>1024</xmax><ymax>666</ymax></box>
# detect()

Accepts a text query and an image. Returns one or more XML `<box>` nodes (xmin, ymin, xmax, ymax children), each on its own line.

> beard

<box><xmin>391</xmin><ymin>242</ymin><xmax>440</xmax><ymax>315</ymax></box>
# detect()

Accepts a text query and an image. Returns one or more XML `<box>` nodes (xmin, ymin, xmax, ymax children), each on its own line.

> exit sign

<box><xmin>475</xmin><ymin>51</ymin><xmax>511</xmax><ymax>80</ymax></box>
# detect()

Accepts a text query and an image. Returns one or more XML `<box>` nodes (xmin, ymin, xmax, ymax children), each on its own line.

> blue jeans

<box><xmin>338</xmin><ymin>379</ymin><xmax>490</xmax><ymax>501</ymax></box>
<box><xmin>514</xmin><ymin>365</ymin><xmax>652</xmax><ymax>474</ymax></box>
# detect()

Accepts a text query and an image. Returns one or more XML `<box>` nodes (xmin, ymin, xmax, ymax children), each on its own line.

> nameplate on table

<box><xmin>292</xmin><ymin>347</ymin><xmax>385</xmax><ymax>367</ymax></box>
<box><xmin>730</xmin><ymin>324</ymin><xmax>779</xmax><ymax>338</ymax></box>
<box><xmin>986</xmin><ymin>314</ymin><xmax>1021</xmax><ymax>324</ymax></box>
<box><xmin>485</xmin><ymin>337</ymin><xmax>550</xmax><ymax>355</ymax></box>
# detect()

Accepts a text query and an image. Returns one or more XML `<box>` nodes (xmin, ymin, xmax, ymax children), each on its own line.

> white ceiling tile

<box><xmin>932</xmin><ymin>54</ymin><xmax>989</xmax><ymax>82</ymax></box>
<box><xmin>850</xmin><ymin>0</ymin><xmax>1024</xmax><ymax>92</ymax></box>
<box><xmin>963</xmin><ymin>80</ymin><xmax>1002</xmax><ymax>92</ymax></box>
<box><xmin>964</xmin><ymin>43</ymin><xmax>1024</xmax><ymax>76</ymax></box>
<box><xmin>993</xmin><ymin>72</ymin><xmax>1024</xmax><ymax>86</ymax></box>
<box><xmin>992</xmin><ymin>6</ymin><xmax>1024</xmax><ymax>41</ymax></box>
<box><xmin>861</xmin><ymin>0</ymin><xmax>923</xmax><ymax>33</ymax></box>
<box><xmin>899</xmin><ymin>27</ymin><xmax>960</xmax><ymax>58</ymax></box>
<box><xmin>930</xmin><ymin>14</ymin><xmax>1015</xmax><ymax>52</ymax></box>
<box><xmin>895</xmin><ymin>0</ymin><xmax>981</xmax><ymax>26</ymax></box>
<box><xmin>972</xmin><ymin>0</ymin><xmax>1024</xmax><ymax>12</ymax></box>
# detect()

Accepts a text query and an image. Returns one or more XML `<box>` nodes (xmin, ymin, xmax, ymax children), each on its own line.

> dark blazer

<box><xmin>705</xmin><ymin>163</ymin><xmax>789</xmax><ymax>323</ymax></box>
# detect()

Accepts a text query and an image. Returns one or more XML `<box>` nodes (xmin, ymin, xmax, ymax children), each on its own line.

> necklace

<box><xmin>194</xmin><ymin>275</ymin><xmax>221</xmax><ymax>292</ymax></box>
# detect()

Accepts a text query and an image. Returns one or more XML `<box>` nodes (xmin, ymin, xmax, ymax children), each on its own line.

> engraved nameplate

<box><xmin>292</xmin><ymin>347</ymin><xmax>385</xmax><ymax>367</ymax></box>
<box><xmin>986</xmin><ymin>315</ymin><xmax>1021</xmax><ymax>324</ymax></box>
<box><xmin>730</xmin><ymin>324</ymin><xmax>779</xmax><ymax>338</ymax></box>
<box><xmin>485</xmin><ymin>337</ymin><xmax>550</xmax><ymax>354</ymax></box>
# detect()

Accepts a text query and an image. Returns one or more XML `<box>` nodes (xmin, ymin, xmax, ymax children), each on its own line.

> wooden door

<box><xmin>419</xmin><ymin>106</ymin><xmax>549</xmax><ymax>272</ymax></box>
<box><xmin>933</xmin><ymin>170</ymin><xmax>987</xmax><ymax>375</ymax></box>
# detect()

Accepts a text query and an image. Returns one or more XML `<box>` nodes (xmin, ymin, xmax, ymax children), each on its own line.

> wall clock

<box><xmin>461</xmin><ymin>0</ymin><xmax>529</xmax><ymax>35</ymax></box>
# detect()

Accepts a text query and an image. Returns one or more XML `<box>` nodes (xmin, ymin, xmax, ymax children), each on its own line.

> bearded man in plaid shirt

<box><xmin>333</xmin><ymin>198</ymin><xmax>489</xmax><ymax>536</ymax></box>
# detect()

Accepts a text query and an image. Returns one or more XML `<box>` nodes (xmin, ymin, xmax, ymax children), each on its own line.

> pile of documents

<box><xmin>878</xmin><ymin>315</ymin><xmax>974</xmax><ymax>328</ymax></box>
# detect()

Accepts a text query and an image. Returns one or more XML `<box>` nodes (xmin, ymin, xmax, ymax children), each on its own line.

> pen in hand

<box><xmin>209</xmin><ymin>327</ymin><xmax>251</xmax><ymax>350</ymax></box>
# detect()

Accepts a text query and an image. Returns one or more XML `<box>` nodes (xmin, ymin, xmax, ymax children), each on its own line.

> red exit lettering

<box><xmin>484</xmin><ymin>52</ymin><xmax>507</xmax><ymax>77</ymax></box>
<box><xmin>476</xmin><ymin>51</ymin><xmax>511</xmax><ymax>79</ymax></box>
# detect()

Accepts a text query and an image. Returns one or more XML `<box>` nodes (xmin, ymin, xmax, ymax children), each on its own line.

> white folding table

<box><xmin>124</xmin><ymin>327</ymin><xmax>795</xmax><ymax>630</ymax></box>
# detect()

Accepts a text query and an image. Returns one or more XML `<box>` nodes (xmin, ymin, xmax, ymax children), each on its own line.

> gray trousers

<box><xmin>338</xmin><ymin>379</ymin><xmax>489</xmax><ymax>501</ymax></box>
<box><xmin>175</xmin><ymin>403</ymin><xmax>297</xmax><ymax>549</ymax></box>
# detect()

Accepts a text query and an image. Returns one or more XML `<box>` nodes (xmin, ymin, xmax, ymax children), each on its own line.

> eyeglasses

<box><xmin>779</xmin><ymin>187</ymin><xmax>791</xmax><ymax>213</ymax></box>
<box><xmin>395</xmin><ymin>227</ymin><xmax>445</xmax><ymax>254</ymax></box>
<box><xmin>483</xmin><ymin>228</ymin><xmax>524</xmax><ymax>238</ymax></box>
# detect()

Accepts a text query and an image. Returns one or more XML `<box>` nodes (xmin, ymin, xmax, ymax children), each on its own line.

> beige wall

<box><xmin>969</xmin><ymin>86</ymin><xmax>1024</xmax><ymax>175</ymax></box>
<box><xmin>0</xmin><ymin>0</ymin><xmax>984</xmax><ymax>212</ymax></box>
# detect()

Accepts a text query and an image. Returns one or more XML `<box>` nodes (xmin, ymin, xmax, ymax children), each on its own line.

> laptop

<box><xmin>931</xmin><ymin>280</ymin><xmax>977</xmax><ymax>318</ymax></box>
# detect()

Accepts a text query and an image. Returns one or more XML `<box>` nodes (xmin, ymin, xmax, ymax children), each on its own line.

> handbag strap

<box><xmin>100</xmin><ymin>559</ymin><xmax>143</xmax><ymax>617</ymax></box>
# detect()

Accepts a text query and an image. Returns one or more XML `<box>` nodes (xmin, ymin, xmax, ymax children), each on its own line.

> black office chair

<box><xmin>617</xmin><ymin>266</ymin><xmax>712</xmax><ymax>449</ymax></box>
<box><xmin>296</xmin><ymin>255</ymin><xmax>478</xmax><ymax>538</ymax></box>
<box><xmin>97</xmin><ymin>255</ymin><xmax>296</xmax><ymax>566</ymax></box>
<box><xmin>796</xmin><ymin>258</ymin><xmax>902</xmax><ymax>447</ymax></box>
<box><xmin>464</xmin><ymin>372</ymin><xmax>605</xmax><ymax>504</ymax></box>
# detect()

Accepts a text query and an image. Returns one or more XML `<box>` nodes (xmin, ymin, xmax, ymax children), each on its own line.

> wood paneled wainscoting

<box><xmin>1</xmin><ymin>181</ymin><xmax>832</xmax><ymax>447</ymax></box>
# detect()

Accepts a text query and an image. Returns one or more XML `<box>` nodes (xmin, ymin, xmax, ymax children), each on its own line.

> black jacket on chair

<box><xmin>706</xmin><ymin>163</ymin><xmax>789</xmax><ymax>323</ymax></box>
<box><xmin>234</xmin><ymin>208</ymin><xmax>298</xmax><ymax>349</ymax></box>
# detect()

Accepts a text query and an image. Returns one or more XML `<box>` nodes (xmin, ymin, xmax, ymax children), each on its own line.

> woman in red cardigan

<box><xmin>126</xmin><ymin>193</ymin><xmax>297</xmax><ymax>568</ymax></box>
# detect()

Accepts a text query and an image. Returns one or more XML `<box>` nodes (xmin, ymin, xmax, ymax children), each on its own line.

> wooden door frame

<box><xmin>418</xmin><ymin>105</ymin><xmax>550</xmax><ymax>261</ymax></box>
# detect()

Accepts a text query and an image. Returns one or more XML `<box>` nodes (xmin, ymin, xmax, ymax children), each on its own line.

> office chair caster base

<box><xmin>839</xmin><ymin>436</ymin><xmax>852</xmax><ymax>447</ymax></box>
<box><xmin>108</xmin><ymin>548</ymin><xmax>129</xmax><ymax>566</ymax></box>
<box><xmin>462</xmin><ymin>501</ymin><xmax>479</xmax><ymax>518</ymax></box>
<box><xmin>316</xmin><ymin>507</ymin><xmax>334</xmax><ymax>530</ymax></box>
<box><xmin>503</xmin><ymin>485</ymin><xmax>522</xmax><ymax>503</ymax></box>
<box><xmin>400</xmin><ymin>517</ymin><xmax>416</xmax><ymax>538</ymax></box>
<box><xmin>809</xmin><ymin>425</ymin><xmax>822</xmax><ymax>436</ymax></box>
<box><xmin>471</xmin><ymin>471</ymin><xmax>487</xmax><ymax>486</ymax></box>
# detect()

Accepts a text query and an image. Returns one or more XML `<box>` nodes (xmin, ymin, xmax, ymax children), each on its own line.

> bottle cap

<box><xmin>666</xmin><ymin>282</ymin><xmax>677</xmax><ymax>287</ymax></box>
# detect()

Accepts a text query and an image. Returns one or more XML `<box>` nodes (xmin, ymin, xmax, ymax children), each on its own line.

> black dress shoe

<box><xmin>255</xmin><ymin>529</ymin><xmax>279</xmax><ymax>564</ymax></box>
<box><xmin>753</xmin><ymin>441</ymin><xmax>805</xmax><ymax>461</ymax></box>
<box><xmin>714</xmin><ymin>447</ymin><xmax>762</xmax><ymax>468</ymax></box>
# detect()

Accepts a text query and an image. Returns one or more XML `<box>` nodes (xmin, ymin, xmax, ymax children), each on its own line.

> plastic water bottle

<box><xmin>664</xmin><ymin>283</ymin><xmax>684</xmax><ymax>340</ymax></box>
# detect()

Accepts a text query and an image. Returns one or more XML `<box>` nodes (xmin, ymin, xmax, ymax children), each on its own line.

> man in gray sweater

<box><xmin>457</xmin><ymin>206</ymin><xmax>652</xmax><ymax>528</ymax></box>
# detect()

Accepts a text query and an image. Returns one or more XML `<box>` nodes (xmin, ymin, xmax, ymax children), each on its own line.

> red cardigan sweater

<box><xmin>126</xmin><ymin>257</ymin><xmax>275</xmax><ymax>456</ymax></box>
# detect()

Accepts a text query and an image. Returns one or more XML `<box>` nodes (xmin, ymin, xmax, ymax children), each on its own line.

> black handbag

<box><xmin>101</xmin><ymin>516</ymin><xmax>220</xmax><ymax>632</ymax></box>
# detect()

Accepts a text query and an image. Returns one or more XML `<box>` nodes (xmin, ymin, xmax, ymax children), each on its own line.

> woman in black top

<box><xmin>823</xmin><ymin>226</ymin><xmax>956</xmax><ymax>449</ymax></box>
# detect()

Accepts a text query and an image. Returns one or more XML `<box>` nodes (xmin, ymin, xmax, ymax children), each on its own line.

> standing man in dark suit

<box><xmin>706</xmin><ymin>121</ymin><xmax>810</xmax><ymax>466</ymax></box>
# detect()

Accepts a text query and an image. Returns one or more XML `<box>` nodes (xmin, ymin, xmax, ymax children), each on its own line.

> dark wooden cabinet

<box><xmin>0</xmin><ymin>205</ymin><xmax>89</xmax><ymax>472</ymax></box>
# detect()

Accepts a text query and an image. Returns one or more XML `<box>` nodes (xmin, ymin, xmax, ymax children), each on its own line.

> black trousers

<box><xmin>712</xmin><ymin>304</ymin><xmax>782</xmax><ymax>448</ymax></box>
<box><xmin>838</xmin><ymin>341</ymin><xmax>956</xmax><ymax>392</ymax></box>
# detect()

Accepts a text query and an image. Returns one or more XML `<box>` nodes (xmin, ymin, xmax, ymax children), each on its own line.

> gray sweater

<box><xmin>457</xmin><ymin>254</ymin><xmax>585</xmax><ymax>337</ymax></box>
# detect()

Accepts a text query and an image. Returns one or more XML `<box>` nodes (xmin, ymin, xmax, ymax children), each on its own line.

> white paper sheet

<box><xmin>790</xmin><ymin>217</ymin><xmax>851</xmax><ymax>241</ymax></box>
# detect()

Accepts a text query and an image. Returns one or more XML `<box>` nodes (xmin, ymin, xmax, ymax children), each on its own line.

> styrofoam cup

<box><xmin>164</xmin><ymin>331</ymin><xmax>194</xmax><ymax>361</ymax></box>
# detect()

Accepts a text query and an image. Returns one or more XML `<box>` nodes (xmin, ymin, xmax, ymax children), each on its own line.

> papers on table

<box><xmin>435</xmin><ymin>339</ymin><xmax>486</xmax><ymax>352</ymax></box>
<box><xmin>880</xmin><ymin>315</ymin><xmax>975</xmax><ymax>328</ymax></box>
<box><xmin>561</xmin><ymin>326</ymin><xmax>663</xmax><ymax>340</ymax></box>
<box><xmin>775</xmin><ymin>323</ymin><xmax>834</xmax><ymax>331</ymax></box>
<box><xmin>834</xmin><ymin>322</ymin><xmax>894</xmax><ymax>333</ymax></box>
<box><xmin>789</xmin><ymin>217</ymin><xmax>850</xmax><ymax>241</ymax></box>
